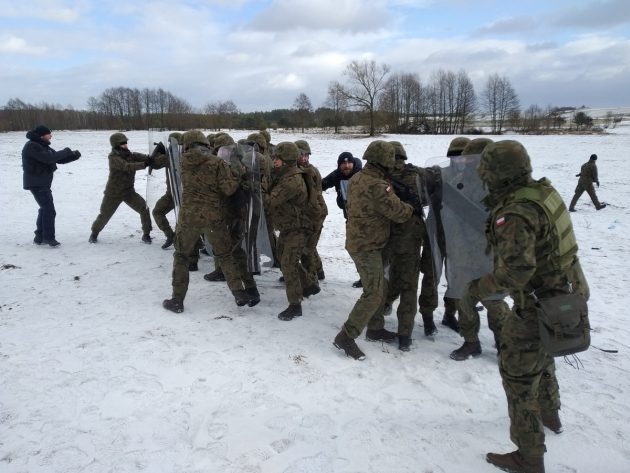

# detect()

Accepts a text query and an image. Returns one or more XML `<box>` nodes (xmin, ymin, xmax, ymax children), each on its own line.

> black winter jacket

<box><xmin>321</xmin><ymin>164</ymin><xmax>362</xmax><ymax>218</ymax></box>
<box><xmin>22</xmin><ymin>131</ymin><xmax>77</xmax><ymax>189</ymax></box>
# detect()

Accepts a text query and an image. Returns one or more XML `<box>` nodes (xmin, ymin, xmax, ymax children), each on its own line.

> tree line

<box><xmin>0</xmin><ymin>60</ymin><xmax>619</xmax><ymax>134</ymax></box>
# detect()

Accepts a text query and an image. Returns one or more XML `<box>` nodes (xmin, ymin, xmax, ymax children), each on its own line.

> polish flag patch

<box><xmin>496</xmin><ymin>216</ymin><xmax>506</xmax><ymax>227</ymax></box>
<box><xmin>386</xmin><ymin>185</ymin><xmax>392</xmax><ymax>193</ymax></box>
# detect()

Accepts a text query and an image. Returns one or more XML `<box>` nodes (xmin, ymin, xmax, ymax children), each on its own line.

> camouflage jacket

<box><xmin>300</xmin><ymin>163</ymin><xmax>328</xmax><ymax>223</ymax></box>
<box><xmin>269</xmin><ymin>165</ymin><xmax>308</xmax><ymax>232</ymax></box>
<box><xmin>180</xmin><ymin>144</ymin><xmax>239</xmax><ymax>221</ymax></box>
<box><xmin>345</xmin><ymin>164</ymin><xmax>413</xmax><ymax>253</ymax></box>
<box><xmin>388</xmin><ymin>161</ymin><xmax>425</xmax><ymax>250</ymax></box>
<box><xmin>473</xmin><ymin>179</ymin><xmax>587</xmax><ymax>309</ymax></box>
<box><xmin>578</xmin><ymin>160</ymin><xmax>598</xmax><ymax>186</ymax></box>
<box><xmin>103</xmin><ymin>148</ymin><xmax>147</xmax><ymax>196</ymax></box>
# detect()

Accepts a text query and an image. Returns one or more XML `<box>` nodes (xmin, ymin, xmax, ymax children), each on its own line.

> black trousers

<box><xmin>30</xmin><ymin>188</ymin><xmax>56</xmax><ymax>240</ymax></box>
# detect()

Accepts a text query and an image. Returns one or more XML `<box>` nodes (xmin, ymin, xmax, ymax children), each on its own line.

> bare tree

<box><xmin>481</xmin><ymin>74</ymin><xmax>520</xmax><ymax>133</ymax></box>
<box><xmin>325</xmin><ymin>81</ymin><xmax>348</xmax><ymax>134</ymax></box>
<box><xmin>293</xmin><ymin>92</ymin><xmax>313</xmax><ymax>132</ymax></box>
<box><xmin>341</xmin><ymin>59</ymin><xmax>390</xmax><ymax>136</ymax></box>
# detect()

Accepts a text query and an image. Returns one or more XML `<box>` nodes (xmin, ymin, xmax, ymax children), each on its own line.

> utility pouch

<box><xmin>536</xmin><ymin>292</ymin><xmax>590</xmax><ymax>357</ymax></box>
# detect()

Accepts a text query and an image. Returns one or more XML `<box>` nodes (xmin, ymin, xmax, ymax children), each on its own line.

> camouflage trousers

<box><xmin>458</xmin><ymin>292</ymin><xmax>510</xmax><ymax>343</ymax></box>
<box><xmin>152</xmin><ymin>191</ymin><xmax>175</xmax><ymax>239</ymax></box>
<box><xmin>278</xmin><ymin>229</ymin><xmax>313</xmax><ymax>305</ymax></box>
<box><xmin>265</xmin><ymin>209</ymin><xmax>279</xmax><ymax>266</ymax></box>
<box><xmin>301</xmin><ymin>222</ymin><xmax>324</xmax><ymax>281</ymax></box>
<box><xmin>499</xmin><ymin>303</ymin><xmax>561</xmax><ymax>457</ymax></box>
<box><xmin>91</xmin><ymin>191</ymin><xmax>152</xmax><ymax>234</ymax></box>
<box><xmin>386</xmin><ymin>246</ymin><xmax>421</xmax><ymax>337</ymax></box>
<box><xmin>344</xmin><ymin>250</ymin><xmax>387</xmax><ymax>339</ymax></box>
<box><xmin>418</xmin><ymin>239</ymin><xmax>439</xmax><ymax>315</ymax></box>
<box><xmin>171</xmin><ymin>210</ymin><xmax>244</xmax><ymax>300</ymax></box>
<box><xmin>569</xmin><ymin>182</ymin><xmax>601</xmax><ymax>209</ymax></box>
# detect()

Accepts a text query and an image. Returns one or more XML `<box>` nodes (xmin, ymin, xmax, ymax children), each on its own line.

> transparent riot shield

<box><xmin>167</xmin><ymin>136</ymin><xmax>183</xmax><ymax>217</ymax></box>
<box><xmin>424</xmin><ymin>155</ymin><xmax>502</xmax><ymax>300</ymax></box>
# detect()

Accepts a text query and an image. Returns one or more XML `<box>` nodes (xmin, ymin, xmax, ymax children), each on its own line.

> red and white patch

<box><xmin>495</xmin><ymin>216</ymin><xmax>506</xmax><ymax>227</ymax></box>
<box><xmin>385</xmin><ymin>185</ymin><xmax>392</xmax><ymax>193</ymax></box>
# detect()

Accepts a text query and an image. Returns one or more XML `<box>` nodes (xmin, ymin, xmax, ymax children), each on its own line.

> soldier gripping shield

<box><xmin>151</xmin><ymin>132</ymin><xmax>181</xmax><ymax>250</ymax></box>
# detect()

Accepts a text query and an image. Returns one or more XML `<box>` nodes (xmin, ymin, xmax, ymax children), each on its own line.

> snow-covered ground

<box><xmin>1</xmin><ymin>128</ymin><xmax>629</xmax><ymax>473</ymax></box>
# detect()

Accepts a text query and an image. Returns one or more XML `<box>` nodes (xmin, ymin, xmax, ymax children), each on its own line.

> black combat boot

<box><xmin>161</xmin><ymin>235</ymin><xmax>174</xmax><ymax>249</ymax></box>
<box><xmin>302</xmin><ymin>285</ymin><xmax>321</xmax><ymax>298</ymax></box>
<box><xmin>383</xmin><ymin>303</ymin><xmax>392</xmax><ymax>316</ymax></box>
<box><xmin>203</xmin><ymin>269</ymin><xmax>225</xmax><ymax>282</ymax></box>
<box><xmin>163</xmin><ymin>298</ymin><xmax>184</xmax><ymax>313</ymax></box>
<box><xmin>245</xmin><ymin>287</ymin><xmax>261</xmax><ymax>307</ymax></box>
<box><xmin>88</xmin><ymin>232</ymin><xmax>98</xmax><ymax>243</ymax></box>
<box><xmin>542</xmin><ymin>409</ymin><xmax>563</xmax><ymax>434</ymax></box>
<box><xmin>365</xmin><ymin>328</ymin><xmax>397</xmax><ymax>342</ymax></box>
<box><xmin>596</xmin><ymin>203</ymin><xmax>607</xmax><ymax>210</ymax></box>
<box><xmin>398</xmin><ymin>335</ymin><xmax>412</xmax><ymax>352</ymax></box>
<box><xmin>42</xmin><ymin>238</ymin><xmax>61</xmax><ymax>247</ymax></box>
<box><xmin>333</xmin><ymin>330</ymin><xmax>366</xmax><ymax>360</ymax></box>
<box><xmin>317</xmin><ymin>269</ymin><xmax>325</xmax><ymax>280</ymax></box>
<box><xmin>233</xmin><ymin>290</ymin><xmax>250</xmax><ymax>307</ymax></box>
<box><xmin>278</xmin><ymin>304</ymin><xmax>302</xmax><ymax>321</ymax></box>
<box><xmin>279</xmin><ymin>276</ymin><xmax>285</xmax><ymax>282</ymax></box>
<box><xmin>352</xmin><ymin>279</ymin><xmax>363</xmax><ymax>288</ymax></box>
<box><xmin>441</xmin><ymin>304</ymin><xmax>460</xmax><ymax>332</ymax></box>
<box><xmin>486</xmin><ymin>451</ymin><xmax>545</xmax><ymax>473</ymax></box>
<box><xmin>33</xmin><ymin>233</ymin><xmax>42</xmax><ymax>245</ymax></box>
<box><xmin>141</xmin><ymin>233</ymin><xmax>152</xmax><ymax>244</ymax></box>
<box><xmin>450</xmin><ymin>341</ymin><xmax>482</xmax><ymax>360</ymax></box>
<box><xmin>422</xmin><ymin>312</ymin><xmax>437</xmax><ymax>336</ymax></box>
<box><xmin>188</xmin><ymin>262</ymin><xmax>198</xmax><ymax>272</ymax></box>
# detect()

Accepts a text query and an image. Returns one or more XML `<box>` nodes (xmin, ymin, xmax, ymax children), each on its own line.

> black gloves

<box><xmin>152</xmin><ymin>142</ymin><xmax>166</xmax><ymax>157</ymax></box>
<box><xmin>146</xmin><ymin>155</ymin><xmax>155</xmax><ymax>168</ymax></box>
<box><xmin>73</xmin><ymin>150</ymin><xmax>81</xmax><ymax>158</ymax></box>
<box><xmin>575</xmin><ymin>173</ymin><xmax>581</xmax><ymax>177</ymax></box>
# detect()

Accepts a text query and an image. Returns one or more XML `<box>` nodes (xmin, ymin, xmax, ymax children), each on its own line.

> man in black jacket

<box><xmin>321</xmin><ymin>151</ymin><xmax>362</xmax><ymax>220</ymax></box>
<box><xmin>22</xmin><ymin>125</ymin><xmax>81</xmax><ymax>247</ymax></box>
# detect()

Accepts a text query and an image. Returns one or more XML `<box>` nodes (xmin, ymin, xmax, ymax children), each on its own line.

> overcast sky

<box><xmin>1</xmin><ymin>0</ymin><xmax>629</xmax><ymax>112</ymax></box>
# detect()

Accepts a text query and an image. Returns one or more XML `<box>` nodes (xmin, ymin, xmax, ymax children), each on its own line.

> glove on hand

<box><xmin>152</xmin><ymin>142</ymin><xmax>166</xmax><ymax>157</ymax></box>
<box><xmin>73</xmin><ymin>150</ymin><xmax>81</xmax><ymax>158</ymax></box>
<box><xmin>146</xmin><ymin>155</ymin><xmax>155</xmax><ymax>168</ymax></box>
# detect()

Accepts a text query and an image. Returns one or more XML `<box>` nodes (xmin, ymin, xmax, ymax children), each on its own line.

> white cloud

<box><xmin>0</xmin><ymin>36</ymin><xmax>43</xmax><ymax>55</ymax></box>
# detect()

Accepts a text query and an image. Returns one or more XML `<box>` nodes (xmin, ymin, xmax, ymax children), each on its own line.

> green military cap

<box><xmin>109</xmin><ymin>132</ymin><xmax>128</xmax><ymax>147</ymax></box>
<box><xmin>182</xmin><ymin>130</ymin><xmax>209</xmax><ymax>147</ymax></box>
<box><xmin>363</xmin><ymin>140</ymin><xmax>395</xmax><ymax>170</ymax></box>
<box><xmin>462</xmin><ymin>137</ymin><xmax>493</xmax><ymax>156</ymax></box>
<box><xmin>447</xmin><ymin>137</ymin><xmax>471</xmax><ymax>157</ymax></box>
<box><xmin>294</xmin><ymin>139</ymin><xmax>311</xmax><ymax>155</ymax></box>
<box><xmin>389</xmin><ymin>141</ymin><xmax>407</xmax><ymax>160</ymax></box>
<box><xmin>273</xmin><ymin>141</ymin><xmax>299</xmax><ymax>163</ymax></box>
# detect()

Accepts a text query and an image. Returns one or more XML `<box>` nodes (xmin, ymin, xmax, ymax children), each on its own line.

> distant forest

<box><xmin>1</xmin><ymin>60</ymin><xmax>625</xmax><ymax>135</ymax></box>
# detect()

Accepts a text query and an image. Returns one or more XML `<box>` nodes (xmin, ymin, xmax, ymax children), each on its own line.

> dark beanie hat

<box><xmin>590</xmin><ymin>154</ymin><xmax>598</xmax><ymax>160</ymax></box>
<box><xmin>33</xmin><ymin>125</ymin><xmax>52</xmax><ymax>136</ymax></box>
<box><xmin>338</xmin><ymin>151</ymin><xmax>354</xmax><ymax>165</ymax></box>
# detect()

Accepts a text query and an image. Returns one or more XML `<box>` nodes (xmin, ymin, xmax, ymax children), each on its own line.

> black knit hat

<box><xmin>33</xmin><ymin>125</ymin><xmax>52</xmax><ymax>136</ymax></box>
<box><xmin>337</xmin><ymin>151</ymin><xmax>354</xmax><ymax>165</ymax></box>
<box><xmin>590</xmin><ymin>154</ymin><xmax>598</xmax><ymax>160</ymax></box>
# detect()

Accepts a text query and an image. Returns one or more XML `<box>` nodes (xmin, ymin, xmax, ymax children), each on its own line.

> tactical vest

<box><xmin>489</xmin><ymin>178</ymin><xmax>578</xmax><ymax>276</ymax></box>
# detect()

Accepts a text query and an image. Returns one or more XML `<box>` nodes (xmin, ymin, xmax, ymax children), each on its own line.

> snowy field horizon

<box><xmin>1</xmin><ymin>128</ymin><xmax>629</xmax><ymax>472</ymax></box>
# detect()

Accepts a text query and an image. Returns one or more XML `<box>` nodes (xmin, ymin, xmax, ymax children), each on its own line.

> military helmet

<box><xmin>109</xmin><ymin>132</ymin><xmax>128</xmax><ymax>148</ymax></box>
<box><xmin>478</xmin><ymin>140</ymin><xmax>532</xmax><ymax>191</ymax></box>
<box><xmin>206</xmin><ymin>133</ymin><xmax>216</xmax><ymax>146</ymax></box>
<box><xmin>273</xmin><ymin>141</ymin><xmax>299</xmax><ymax>164</ymax></box>
<box><xmin>462</xmin><ymin>137</ymin><xmax>493</xmax><ymax>156</ymax></box>
<box><xmin>182</xmin><ymin>130</ymin><xmax>209</xmax><ymax>147</ymax></box>
<box><xmin>168</xmin><ymin>132</ymin><xmax>183</xmax><ymax>143</ymax></box>
<box><xmin>247</xmin><ymin>132</ymin><xmax>266</xmax><ymax>151</ymax></box>
<box><xmin>447</xmin><ymin>137</ymin><xmax>471</xmax><ymax>157</ymax></box>
<box><xmin>363</xmin><ymin>140</ymin><xmax>395</xmax><ymax>170</ymax></box>
<box><xmin>294</xmin><ymin>139</ymin><xmax>311</xmax><ymax>155</ymax></box>
<box><xmin>389</xmin><ymin>141</ymin><xmax>407</xmax><ymax>160</ymax></box>
<box><xmin>213</xmin><ymin>133</ymin><xmax>235</xmax><ymax>148</ymax></box>
<box><xmin>259</xmin><ymin>129</ymin><xmax>271</xmax><ymax>144</ymax></box>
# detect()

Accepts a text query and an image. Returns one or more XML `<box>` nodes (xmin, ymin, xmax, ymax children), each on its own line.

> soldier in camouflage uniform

<box><xmin>461</xmin><ymin>140</ymin><xmax>589</xmax><ymax>473</ymax></box>
<box><xmin>151</xmin><ymin>132</ymin><xmax>181</xmax><ymax>250</ymax></box>
<box><xmin>333</xmin><ymin>141</ymin><xmax>413</xmax><ymax>360</ymax></box>
<box><xmin>295</xmin><ymin>139</ymin><xmax>327</xmax><ymax>282</ymax></box>
<box><xmin>568</xmin><ymin>154</ymin><xmax>606</xmax><ymax>211</ymax></box>
<box><xmin>446</xmin><ymin>138</ymin><xmax>511</xmax><ymax>361</ymax></box>
<box><xmin>162</xmin><ymin>130</ymin><xmax>256</xmax><ymax>313</ymax></box>
<box><xmin>269</xmin><ymin>142</ymin><xmax>316</xmax><ymax>321</ymax></box>
<box><xmin>89</xmin><ymin>133</ymin><xmax>153</xmax><ymax>244</ymax></box>
<box><xmin>382</xmin><ymin>141</ymin><xmax>426</xmax><ymax>351</ymax></box>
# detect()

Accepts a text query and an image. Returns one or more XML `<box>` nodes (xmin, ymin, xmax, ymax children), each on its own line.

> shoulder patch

<box><xmin>385</xmin><ymin>185</ymin><xmax>392</xmax><ymax>193</ymax></box>
<box><xmin>495</xmin><ymin>216</ymin><xmax>507</xmax><ymax>227</ymax></box>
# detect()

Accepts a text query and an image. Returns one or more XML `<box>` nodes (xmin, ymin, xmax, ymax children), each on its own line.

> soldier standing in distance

<box><xmin>269</xmin><ymin>142</ymin><xmax>316</xmax><ymax>321</ymax></box>
<box><xmin>89</xmin><ymin>133</ymin><xmax>154</xmax><ymax>244</ymax></box>
<box><xmin>162</xmin><ymin>130</ymin><xmax>255</xmax><ymax>313</ymax></box>
<box><xmin>568</xmin><ymin>154</ymin><xmax>606</xmax><ymax>211</ymax></box>
<box><xmin>333</xmin><ymin>141</ymin><xmax>413</xmax><ymax>360</ymax></box>
<box><xmin>462</xmin><ymin>140</ymin><xmax>589</xmax><ymax>473</ymax></box>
